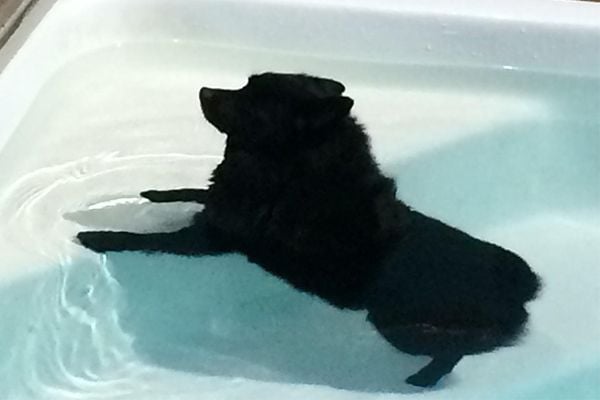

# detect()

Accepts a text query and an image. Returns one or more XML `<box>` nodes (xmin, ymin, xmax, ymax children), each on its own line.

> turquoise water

<box><xmin>0</xmin><ymin>43</ymin><xmax>598</xmax><ymax>399</ymax></box>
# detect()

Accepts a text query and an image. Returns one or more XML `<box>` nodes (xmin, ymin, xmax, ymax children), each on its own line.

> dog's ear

<box><xmin>304</xmin><ymin>96</ymin><xmax>354</xmax><ymax>129</ymax></box>
<box><xmin>314</xmin><ymin>78</ymin><xmax>346</xmax><ymax>97</ymax></box>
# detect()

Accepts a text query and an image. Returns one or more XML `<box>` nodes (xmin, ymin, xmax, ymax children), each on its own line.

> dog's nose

<box><xmin>199</xmin><ymin>87</ymin><xmax>216</xmax><ymax>102</ymax></box>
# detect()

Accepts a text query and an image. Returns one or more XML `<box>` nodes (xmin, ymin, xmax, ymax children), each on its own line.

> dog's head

<box><xmin>199</xmin><ymin>72</ymin><xmax>353</xmax><ymax>151</ymax></box>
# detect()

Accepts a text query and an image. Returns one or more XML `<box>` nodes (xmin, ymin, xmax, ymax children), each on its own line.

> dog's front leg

<box><xmin>140</xmin><ymin>188</ymin><xmax>208</xmax><ymax>203</ymax></box>
<box><xmin>76</xmin><ymin>213</ymin><xmax>227</xmax><ymax>256</ymax></box>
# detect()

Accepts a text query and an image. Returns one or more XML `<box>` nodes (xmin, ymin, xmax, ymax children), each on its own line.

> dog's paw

<box><xmin>139</xmin><ymin>190</ymin><xmax>162</xmax><ymax>202</ymax></box>
<box><xmin>76</xmin><ymin>231</ymin><xmax>119</xmax><ymax>253</ymax></box>
<box><xmin>405</xmin><ymin>372</ymin><xmax>439</xmax><ymax>388</ymax></box>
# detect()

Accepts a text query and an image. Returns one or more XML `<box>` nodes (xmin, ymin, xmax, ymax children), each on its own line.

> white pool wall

<box><xmin>1</xmin><ymin>0</ymin><xmax>599</xmax><ymax>155</ymax></box>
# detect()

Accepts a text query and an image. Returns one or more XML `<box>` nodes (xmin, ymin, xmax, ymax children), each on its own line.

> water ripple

<box><xmin>0</xmin><ymin>153</ymin><xmax>219</xmax><ymax>399</ymax></box>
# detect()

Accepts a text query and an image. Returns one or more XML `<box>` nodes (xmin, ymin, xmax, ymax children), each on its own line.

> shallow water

<box><xmin>0</xmin><ymin>43</ymin><xmax>599</xmax><ymax>399</ymax></box>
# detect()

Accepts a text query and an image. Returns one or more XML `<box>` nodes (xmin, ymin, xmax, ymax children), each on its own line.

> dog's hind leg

<box><xmin>366</xmin><ymin>312</ymin><xmax>468</xmax><ymax>388</ymax></box>
<box><xmin>405</xmin><ymin>352</ymin><xmax>463</xmax><ymax>387</ymax></box>
<box><xmin>140</xmin><ymin>188</ymin><xmax>208</xmax><ymax>203</ymax></box>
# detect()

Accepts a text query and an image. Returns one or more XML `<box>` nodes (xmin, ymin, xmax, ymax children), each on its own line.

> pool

<box><xmin>0</xmin><ymin>1</ymin><xmax>599</xmax><ymax>399</ymax></box>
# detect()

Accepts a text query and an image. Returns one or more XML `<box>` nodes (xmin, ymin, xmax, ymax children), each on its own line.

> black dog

<box><xmin>77</xmin><ymin>73</ymin><xmax>541</xmax><ymax>387</ymax></box>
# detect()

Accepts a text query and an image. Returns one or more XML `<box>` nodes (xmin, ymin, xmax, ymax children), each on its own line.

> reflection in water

<box><xmin>0</xmin><ymin>254</ymin><xmax>142</xmax><ymax>399</ymax></box>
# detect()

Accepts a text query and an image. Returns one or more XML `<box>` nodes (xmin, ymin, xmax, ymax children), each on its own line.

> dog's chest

<box><xmin>205</xmin><ymin>155</ymin><xmax>288</xmax><ymax>235</ymax></box>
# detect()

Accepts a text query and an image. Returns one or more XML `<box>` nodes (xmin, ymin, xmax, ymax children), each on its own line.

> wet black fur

<box><xmin>77</xmin><ymin>72</ymin><xmax>541</xmax><ymax>387</ymax></box>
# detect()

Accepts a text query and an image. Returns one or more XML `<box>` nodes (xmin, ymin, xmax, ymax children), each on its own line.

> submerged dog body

<box><xmin>78</xmin><ymin>73</ymin><xmax>540</xmax><ymax>387</ymax></box>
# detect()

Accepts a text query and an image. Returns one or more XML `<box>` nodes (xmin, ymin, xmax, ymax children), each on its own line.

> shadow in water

<box><xmin>107</xmin><ymin>251</ymin><xmax>426</xmax><ymax>394</ymax></box>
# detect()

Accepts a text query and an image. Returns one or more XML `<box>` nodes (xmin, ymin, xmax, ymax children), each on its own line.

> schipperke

<box><xmin>77</xmin><ymin>73</ymin><xmax>541</xmax><ymax>387</ymax></box>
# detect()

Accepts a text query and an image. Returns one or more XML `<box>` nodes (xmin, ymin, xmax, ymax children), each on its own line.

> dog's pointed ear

<box><xmin>304</xmin><ymin>96</ymin><xmax>354</xmax><ymax>128</ymax></box>
<box><xmin>316</xmin><ymin>78</ymin><xmax>346</xmax><ymax>96</ymax></box>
